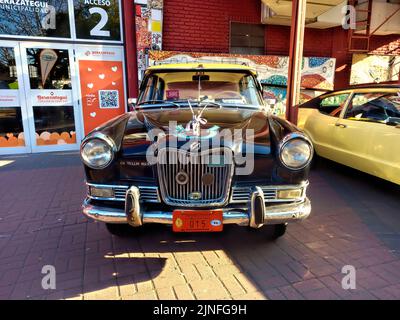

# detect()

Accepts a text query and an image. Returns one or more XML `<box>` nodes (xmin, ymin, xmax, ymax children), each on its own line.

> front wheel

<box><xmin>310</xmin><ymin>151</ymin><xmax>320</xmax><ymax>169</ymax></box>
<box><xmin>106</xmin><ymin>223</ymin><xmax>134</xmax><ymax>237</ymax></box>
<box><xmin>271</xmin><ymin>223</ymin><xmax>287</xmax><ymax>239</ymax></box>
<box><xmin>248</xmin><ymin>223</ymin><xmax>288</xmax><ymax>240</ymax></box>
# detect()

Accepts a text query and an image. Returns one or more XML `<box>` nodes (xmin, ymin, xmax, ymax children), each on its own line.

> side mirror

<box><xmin>128</xmin><ymin>98</ymin><xmax>137</xmax><ymax>112</ymax></box>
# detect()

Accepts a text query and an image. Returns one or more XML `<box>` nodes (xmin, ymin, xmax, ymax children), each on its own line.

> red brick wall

<box><xmin>264</xmin><ymin>25</ymin><xmax>290</xmax><ymax>55</ymax></box>
<box><xmin>369</xmin><ymin>34</ymin><xmax>400</xmax><ymax>55</ymax></box>
<box><xmin>162</xmin><ymin>0</ymin><xmax>341</xmax><ymax>87</ymax></box>
<box><xmin>330</xmin><ymin>27</ymin><xmax>352</xmax><ymax>89</ymax></box>
<box><xmin>123</xmin><ymin>0</ymin><xmax>138</xmax><ymax>97</ymax></box>
<box><xmin>163</xmin><ymin>0</ymin><xmax>335</xmax><ymax>58</ymax></box>
<box><xmin>265</xmin><ymin>25</ymin><xmax>334</xmax><ymax>57</ymax></box>
<box><xmin>163</xmin><ymin>0</ymin><xmax>262</xmax><ymax>53</ymax></box>
<box><xmin>328</xmin><ymin>28</ymin><xmax>400</xmax><ymax>89</ymax></box>
<box><xmin>158</xmin><ymin>0</ymin><xmax>400</xmax><ymax>90</ymax></box>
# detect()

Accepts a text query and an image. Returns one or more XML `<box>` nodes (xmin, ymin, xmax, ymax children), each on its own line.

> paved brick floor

<box><xmin>0</xmin><ymin>152</ymin><xmax>400</xmax><ymax>300</ymax></box>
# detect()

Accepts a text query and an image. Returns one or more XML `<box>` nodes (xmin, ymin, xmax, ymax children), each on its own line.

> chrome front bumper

<box><xmin>82</xmin><ymin>186</ymin><xmax>311</xmax><ymax>228</ymax></box>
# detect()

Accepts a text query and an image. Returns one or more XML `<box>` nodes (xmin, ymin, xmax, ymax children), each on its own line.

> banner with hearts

<box><xmin>78</xmin><ymin>47</ymin><xmax>126</xmax><ymax>135</ymax></box>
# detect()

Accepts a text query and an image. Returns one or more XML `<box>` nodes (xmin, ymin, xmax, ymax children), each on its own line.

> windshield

<box><xmin>345</xmin><ymin>92</ymin><xmax>400</xmax><ymax>124</ymax></box>
<box><xmin>138</xmin><ymin>71</ymin><xmax>264</xmax><ymax>108</ymax></box>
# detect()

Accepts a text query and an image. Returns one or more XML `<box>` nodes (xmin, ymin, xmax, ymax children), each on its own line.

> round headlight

<box><xmin>280</xmin><ymin>137</ymin><xmax>313</xmax><ymax>170</ymax></box>
<box><xmin>81</xmin><ymin>138</ymin><xmax>113</xmax><ymax>169</ymax></box>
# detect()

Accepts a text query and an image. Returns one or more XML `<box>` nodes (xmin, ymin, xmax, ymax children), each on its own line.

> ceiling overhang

<box><xmin>261</xmin><ymin>0</ymin><xmax>346</xmax><ymax>28</ymax></box>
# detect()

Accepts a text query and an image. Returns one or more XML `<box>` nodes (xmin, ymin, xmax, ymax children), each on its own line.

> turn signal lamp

<box><xmin>277</xmin><ymin>189</ymin><xmax>303</xmax><ymax>200</ymax></box>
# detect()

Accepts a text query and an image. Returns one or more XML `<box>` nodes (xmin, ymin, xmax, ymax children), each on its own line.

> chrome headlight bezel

<box><xmin>80</xmin><ymin>133</ymin><xmax>116</xmax><ymax>169</ymax></box>
<box><xmin>279</xmin><ymin>133</ymin><xmax>314</xmax><ymax>170</ymax></box>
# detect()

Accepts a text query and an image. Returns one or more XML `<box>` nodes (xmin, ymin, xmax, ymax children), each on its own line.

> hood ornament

<box><xmin>186</xmin><ymin>99</ymin><xmax>208</xmax><ymax>137</ymax></box>
<box><xmin>173</xmin><ymin>100</ymin><xmax>220</xmax><ymax>140</ymax></box>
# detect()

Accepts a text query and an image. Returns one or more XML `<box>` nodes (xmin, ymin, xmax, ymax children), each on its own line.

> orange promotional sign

<box><xmin>78</xmin><ymin>47</ymin><xmax>126</xmax><ymax>135</ymax></box>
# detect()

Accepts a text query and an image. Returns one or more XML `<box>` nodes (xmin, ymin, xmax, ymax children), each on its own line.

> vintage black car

<box><xmin>81</xmin><ymin>63</ymin><xmax>313</xmax><ymax>239</ymax></box>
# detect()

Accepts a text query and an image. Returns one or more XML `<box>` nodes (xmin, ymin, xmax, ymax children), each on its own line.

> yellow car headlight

<box><xmin>277</xmin><ymin>188</ymin><xmax>303</xmax><ymax>200</ymax></box>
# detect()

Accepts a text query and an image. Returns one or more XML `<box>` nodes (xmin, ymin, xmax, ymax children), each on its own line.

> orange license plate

<box><xmin>173</xmin><ymin>210</ymin><xmax>223</xmax><ymax>232</ymax></box>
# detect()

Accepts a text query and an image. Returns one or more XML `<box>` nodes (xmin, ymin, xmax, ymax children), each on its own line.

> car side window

<box><xmin>344</xmin><ymin>92</ymin><xmax>400</xmax><ymax>124</ymax></box>
<box><xmin>141</xmin><ymin>75</ymin><xmax>158</xmax><ymax>102</ymax></box>
<box><xmin>319</xmin><ymin>93</ymin><xmax>349</xmax><ymax>118</ymax></box>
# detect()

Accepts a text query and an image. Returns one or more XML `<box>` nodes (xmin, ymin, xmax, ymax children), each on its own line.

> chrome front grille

<box><xmin>114</xmin><ymin>186</ymin><xmax>160</xmax><ymax>203</ymax></box>
<box><xmin>230</xmin><ymin>187</ymin><xmax>251</xmax><ymax>203</ymax></box>
<box><xmin>231</xmin><ymin>187</ymin><xmax>277</xmax><ymax>203</ymax></box>
<box><xmin>138</xmin><ymin>186</ymin><xmax>161</xmax><ymax>202</ymax></box>
<box><xmin>157</xmin><ymin>148</ymin><xmax>234</xmax><ymax>207</ymax></box>
<box><xmin>114</xmin><ymin>187</ymin><xmax>129</xmax><ymax>200</ymax></box>
<box><xmin>88</xmin><ymin>181</ymin><xmax>307</xmax><ymax>205</ymax></box>
<box><xmin>261</xmin><ymin>187</ymin><xmax>278</xmax><ymax>200</ymax></box>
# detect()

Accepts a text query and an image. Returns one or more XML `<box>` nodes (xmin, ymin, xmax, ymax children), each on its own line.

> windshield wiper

<box><xmin>138</xmin><ymin>99</ymin><xmax>237</xmax><ymax>110</ymax></box>
<box><xmin>137</xmin><ymin>100</ymin><xmax>181</xmax><ymax>108</ymax></box>
<box><xmin>199</xmin><ymin>101</ymin><xmax>223</xmax><ymax>109</ymax></box>
<box><xmin>161</xmin><ymin>99</ymin><xmax>222</xmax><ymax>108</ymax></box>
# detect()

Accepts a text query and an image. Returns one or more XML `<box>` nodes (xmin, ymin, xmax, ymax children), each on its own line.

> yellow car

<box><xmin>298</xmin><ymin>85</ymin><xmax>400</xmax><ymax>185</ymax></box>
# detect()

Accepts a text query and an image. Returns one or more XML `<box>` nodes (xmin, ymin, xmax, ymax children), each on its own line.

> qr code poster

<box><xmin>78</xmin><ymin>58</ymin><xmax>125</xmax><ymax>135</ymax></box>
<box><xmin>99</xmin><ymin>90</ymin><xmax>120</xmax><ymax>109</ymax></box>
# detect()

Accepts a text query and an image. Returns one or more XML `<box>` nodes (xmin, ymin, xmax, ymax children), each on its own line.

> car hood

<box><xmin>122</xmin><ymin>108</ymin><xmax>271</xmax><ymax>154</ymax></box>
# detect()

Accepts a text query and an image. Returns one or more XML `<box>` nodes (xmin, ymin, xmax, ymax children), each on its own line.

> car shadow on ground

<box><xmin>2</xmin><ymin>152</ymin><xmax>400</xmax><ymax>300</ymax></box>
<box><xmin>69</xmin><ymin>222</ymin><xmax>286</xmax><ymax>300</ymax></box>
<box><xmin>312</xmin><ymin>157</ymin><xmax>400</xmax><ymax>257</ymax></box>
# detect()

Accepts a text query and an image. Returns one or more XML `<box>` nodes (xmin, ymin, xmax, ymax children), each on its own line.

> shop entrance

<box><xmin>0</xmin><ymin>41</ymin><xmax>83</xmax><ymax>155</ymax></box>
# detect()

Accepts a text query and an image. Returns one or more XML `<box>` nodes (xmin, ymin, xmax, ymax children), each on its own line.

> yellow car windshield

<box><xmin>138</xmin><ymin>71</ymin><xmax>264</xmax><ymax>108</ymax></box>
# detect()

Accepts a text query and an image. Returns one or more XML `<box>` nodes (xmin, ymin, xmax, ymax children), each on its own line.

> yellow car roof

<box><xmin>146</xmin><ymin>63</ymin><xmax>257</xmax><ymax>75</ymax></box>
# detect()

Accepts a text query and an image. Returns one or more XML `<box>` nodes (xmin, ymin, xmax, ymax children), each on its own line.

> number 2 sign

<box><xmin>89</xmin><ymin>7</ymin><xmax>111</xmax><ymax>37</ymax></box>
<box><xmin>74</xmin><ymin>0</ymin><xmax>122</xmax><ymax>41</ymax></box>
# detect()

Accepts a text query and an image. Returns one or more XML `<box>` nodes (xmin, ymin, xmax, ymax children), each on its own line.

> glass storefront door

<box><xmin>0</xmin><ymin>42</ymin><xmax>31</xmax><ymax>154</ymax></box>
<box><xmin>0</xmin><ymin>41</ymin><xmax>125</xmax><ymax>156</ymax></box>
<box><xmin>0</xmin><ymin>42</ymin><xmax>82</xmax><ymax>155</ymax></box>
<box><xmin>19</xmin><ymin>43</ymin><xmax>82</xmax><ymax>153</ymax></box>
<box><xmin>0</xmin><ymin>0</ymin><xmax>125</xmax><ymax>156</ymax></box>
